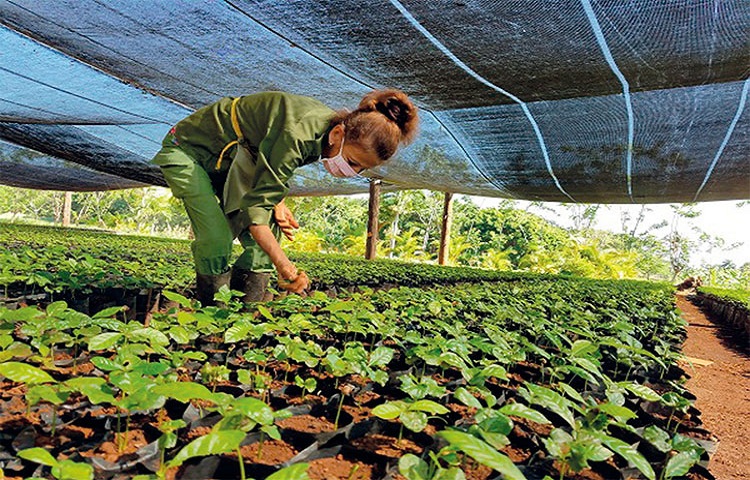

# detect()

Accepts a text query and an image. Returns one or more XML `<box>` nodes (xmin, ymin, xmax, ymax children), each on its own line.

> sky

<box><xmin>468</xmin><ymin>197</ymin><xmax>750</xmax><ymax>268</ymax></box>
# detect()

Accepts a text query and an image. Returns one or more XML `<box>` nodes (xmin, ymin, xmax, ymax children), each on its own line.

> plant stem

<box><xmin>159</xmin><ymin>445</ymin><xmax>166</xmax><ymax>479</ymax></box>
<box><xmin>236</xmin><ymin>447</ymin><xmax>246</xmax><ymax>480</ymax></box>
<box><xmin>116</xmin><ymin>409</ymin><xmax>122</xmax><ymax>449</ymax></box>
<box><xmin>335</xmin><ymin>392</ymin><xmax>346</xmax><ymax>430</ymax></box>
<box><xmin>257</xmin><ymin>432</ymin><xmax>265</xmax><ymax>461</ymax></box>
<box><xmin>666</xmin><ymin>407</ymin><xmax>676</xmax><ymax>433</ymax></box>
<box><xmin>51</xmin><ymin>408</ymin><xmax>57</xmax><ymax>437</ymax></box>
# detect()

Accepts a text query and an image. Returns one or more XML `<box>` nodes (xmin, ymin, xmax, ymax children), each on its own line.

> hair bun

<box><xmin>375</xmin><ymin>98</ymin><xmax>407</xmax><ymax>125</ymax></box>
<box><xmin>358</xmin><ymin>89</ymin><xmax>419</xmax><ymax>144</ymax></box>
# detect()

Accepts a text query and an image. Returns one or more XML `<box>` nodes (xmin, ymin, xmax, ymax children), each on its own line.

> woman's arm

<box><xmin>248</xmin><ymin>224</ymin><xmax>296</xmax><ymax>279</ymax></box>
<box><xmin>248</xmin><ymin>225</ymin><xmax>310</xmax><ymax>293</ymax></box>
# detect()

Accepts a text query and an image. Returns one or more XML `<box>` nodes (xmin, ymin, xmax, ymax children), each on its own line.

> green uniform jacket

<box><xmin>157</xmin><ymin>92</ymin><xmax>335</xmax><ymax>226</ymax></box>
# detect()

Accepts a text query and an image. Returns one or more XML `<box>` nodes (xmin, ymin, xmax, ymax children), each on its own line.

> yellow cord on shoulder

<box><xmin>216</xmin><ymin>140</ymin><xmax>237</xmax><ymax>170</ymax></box>
<box><xmin>216</xmin><ymin>97</ymin><xmax>243</xmax><ymax>170</ymax></box>
<box><xmin>214</xmin><ymin>96</ymin><xmax>284</xmax><ymax>188</ymax></box>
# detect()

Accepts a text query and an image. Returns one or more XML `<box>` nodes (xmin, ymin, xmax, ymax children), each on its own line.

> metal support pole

<box><xmin>365</xmin><ymin>179</ymin><xmax>382</xmax><ymax>260</ymax></box>
<box><xmin>438</xmin><ymin>192</ymin><xmax>454</xmax><ymax>265</ymax></box>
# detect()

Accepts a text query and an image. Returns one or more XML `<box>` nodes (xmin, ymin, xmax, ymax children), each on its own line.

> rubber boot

<box><xmin>230</xmin><ymin>268</ymin><xmax>270</xmax><ymax>303</ymax></box>
<box><xmin>195</xmin><ymin>271</ymin><xmax>231</xmax><ymax>307</ymax></box>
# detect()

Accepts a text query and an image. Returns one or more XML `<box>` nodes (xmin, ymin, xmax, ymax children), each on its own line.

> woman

<box><xmin>152</xmin><ymin>89</ymin><xmax>418</xmax><ymax>305</ymax></box>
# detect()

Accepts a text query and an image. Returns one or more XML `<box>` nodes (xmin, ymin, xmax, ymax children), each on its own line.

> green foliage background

<box><xmin>1</xmin><ymin>185</ymin><xmax>747</xmax><ymax>288</ymax></box>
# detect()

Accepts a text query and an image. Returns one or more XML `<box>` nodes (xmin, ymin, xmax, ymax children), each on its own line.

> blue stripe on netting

<box><xmin>694</xmin><ymin>78</ymin><xmax>750</xmax><ymax>202</ymax></box>
<box><xmin>580</xmin><ymin>0</ymin><xmax>635</xmax><ymax>203</ymax></box>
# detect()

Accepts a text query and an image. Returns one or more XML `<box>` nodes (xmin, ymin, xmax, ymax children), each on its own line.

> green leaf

<box><xmin>671</xmin><ymin>434</ymin><xmax>705</xmax><ymax>456</ymax></box>
<box><xmin>224</xmin><ymin>324</ymin><xmax>250</xmax><ymax>343</ymax></box>
<box><xmin>479</xmin><ymin>413</ymin><xmax>513</xmax><ymax>436</ymax></box>
<box><xmin>438</xmin><ymin>431</ymin><xmax>526</xmax><ymax>480</ymax></box>
<box><xmin>588</xmin><ymin>444</ymin><xmax>614</xmax><ymax>462</ymax></box>
<box><xmin>597</xmin><ymin>402</ymin><xmax>637</xmax><ymax>421</ymax></box>
<box><xmin>90</xmin><ymin>356</ymin><xmax>120</xmax><ymax>372</ymax></box>
<box><xmin>480</xmin><ymin>364</ymin><xmax>507</xmax><ymax>379</ymax></box>
<box><xmin>131</xmin><ymin>328</ymin><xmax>169</xmax><ymax>346</ymax></box>
<box><xmin>324</xmin><ymin>301</ymin><xmax>354</xmax><ymax>313</ymax></box>
<box><xmin>399</xmin><ymin>454</ymin><xmax>430</xmax><ymax>480</ymax></box>
<box><xmin>434</xmin><ymin>468</ymin><xmax>466</xmax><ymax>480</ymax></box>
<box><xmin>262</xmin><ymin>424</ymin><xmax>282</xmax><ymax>441</ymax></box>
<box><xmin>176</xmin><ymin>311</ymin><xmax>196</xmax><ymax>325</ymax></box>
<box><xmin>45</xmin><ymin>301</ymin><xmax>68</xmax><ymax>317</ymax></box>
<box><xmin>623</xmin><ymin>383</ymin><xmax>661</xmax><ymax>402</ymax></box>
<box><xmin>499</xmin><ymin>402</ymin><xmax>551</xmax><ymax>424</ymax></box>
<box><xmin>88</xmin><ymin>332</ymin><xmax>123</xmax><ymax>350</ymax></box>
<box><xmin>256</xmin><ymin>304</ymin><xmax>274</xmax><ymax>320</ymax></box>
<box><xmin>478</xmin><ymin>430</ymin><xmax>510</xmax><ymax>450</ymax></box>
<box><xmin>520</xmin><ymin>384</ymin><xmax>575</xmax><ymax>428</ymax></box>
<box><xmin>369</xmin><ymin>346</ymin><xmax>394</xmax><ymax>367</ymax></box>
<box><xmin>167</xmin><ymin>430</ymin><xmax>245</xmax><ymax>469</ymax></box>
<box><xmin>0</xmin><ymin>342</ymin><xmax>33</xmax><ymax>362</ymax></box>
<box><xmin>428</xmin><ymin>300</ymin><xmax>442</xmax><ymax>315</ymax></box>
<box><xmin>0</xmin><ymin>361</ymin><xmax>56</xmax><ymax>384</ymax></box>
<box><xmin>168</xmin><ymin>326</ymin><xmax>193</xmax><ymax>344</ymax></box>
<box><xmin>52</xmin><ymin>459</ymin><xmax>94</xmax><ymax>480</ymax></box>
<box><xmin>158</xmin><ymin>432</ymin><xmax>179</xmax><ymax>451</ymax></box>
<box><xmin>642</xmin><ymin>426</ymin><xmax>671</xmax><ymax>453</ymax></box>
<box><xmin>409</xmin><ymin>399</ymin><xmax>449</xmax><ymax>415</ymax></box>
<box><xmin>663</xmin><ymin>452</ymin><xmax>699</xmax><ymax>479</ymax></box>
<box><xmin>303</xmin><ymin>377</ymin><xmax>317</xmax><ymax>392</ymax></box>
<box><xmin>557</xmin><ymin>382</ymin><xmax>585</xmax><ymax>404</ymax></box>
<box><xmin>454</xmin><ymin>387</ymin><xmax>482</xmax><ymax>409</ymax></box>
<box><xmin>27</xmin><ymin>385</ymin><xmax>68</xmax><ymax>406</ymax></box>
<box><xmin>371</xmin><ymin>370</ymin><xmax>389</xmax><ymax>386</ymax></box>
<box><xmin>132</xmin><ymin>361</ymin><xmax>170</xmax><ymax>376</ymax></box>
<box><xmin>4</xmin><ymin>306</ymin><xmax>44</xmax><ymax>322</ymax></box>
<box><xmin>566</xmin><ymin>365</ymin><xmax>599</xmax><ymax>384</ymax></box>
<box><xmin>92</xmin><ymin>306</ymin><xmax>125</xmax><ymax>319</ymax></box>
<box><xmin>152</xmin><ymin>382</ymin><xmax>215</xmax><ymax>403</ymax></box>
<box><xmin>266</xmin><ymin>463</ymin><xmax>310</xmax><ymax>480</ymax></box>
<box><xmin>237</xmin><ymin>369</ymin><xmax>253</xmax><ymax>386</ymax></box>
<box><xmin>91</xmin><ymin>317</ymin><xmax>126</xmax><ymax>332</ymax></box>
<box><xmin>17</xmin><ymin>447</ymin><xmax>58</xmax><ymax>467</ymax></box>
<box><xmin>600</xmin><ymin>435</ymin><xmax>655</xmax><ymax>480</ymax></box>
<box><xmin>162</xmin><ymin>290</ymin><xmax>192</xmax><ymax>308</ymax></box>
<box><xmin>372</xmin><ymin>401</ymin><xmax>407</xmax><ymax>420</ymax></box>
<box><xmin>438</xmin><ymin>352</ymin><xmax>467</xmax><ymax>369</ymax></box>
<box><xmin>231</xmin><ymin>397</ymin><xmax>275</xmax><ymax>426</ymax></box>
<box><xmin>64</xmin><ymin>377</ymin><xmax>115</xmax><ymax>405</ymax></box>
<box><xmin>543</xmin><ymin>428</ymin><xmax>573</xmax><ymax>458</ymax></box>
<box><xmin>400</xmin><ymin>410</ymin><xmax>428</xmax><ymax>432</ymax></box>
<box><xmin>570</xmin><ymin>340</ymin><xmax>596</xmax><ymax>357</ymax></box>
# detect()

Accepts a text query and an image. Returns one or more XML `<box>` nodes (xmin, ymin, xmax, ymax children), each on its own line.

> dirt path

<box><xmin>676</xmin><ymin>294</ymin><xmax>750</xmax><ymax>480</ymax></box>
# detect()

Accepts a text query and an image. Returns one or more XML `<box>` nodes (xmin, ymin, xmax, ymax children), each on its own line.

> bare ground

<box><xmin>676</xmin><ymin>294</ymin><xmax>750</xmax><ymax>480</ymax></box>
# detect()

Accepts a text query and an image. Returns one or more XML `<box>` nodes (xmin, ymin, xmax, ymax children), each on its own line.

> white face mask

<box><xmin>322</xmin><ymin>136</ymin><xmax>358</xmax><ymax>178</ymax></box>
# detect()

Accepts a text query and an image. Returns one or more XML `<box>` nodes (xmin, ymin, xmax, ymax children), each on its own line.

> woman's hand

<box><xmin>273</xmin><ymin>200</ymin><xmax>299</xmax><ymax>241</ymax></box>
<box><xmin>248</xmin><ymin>222</ymin><xmax>308</xmax><ymax>295</ymax></box>
<box><xmin>279</xmin><ymin>270</ymin><xmax>310</xmax><ymax>294</ymax></box>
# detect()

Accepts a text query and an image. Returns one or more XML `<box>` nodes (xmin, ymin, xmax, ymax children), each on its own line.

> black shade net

<box><xmin>0</xmin><ymin>0</ymin><xmax>747</xmax><ymax>202</ymax></box>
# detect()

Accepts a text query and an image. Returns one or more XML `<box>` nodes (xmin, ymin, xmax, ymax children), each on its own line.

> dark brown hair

<box><xmin>330</xmin><ymin>89</ymin><xmax>419</xmax><ymax>162</ymax></box>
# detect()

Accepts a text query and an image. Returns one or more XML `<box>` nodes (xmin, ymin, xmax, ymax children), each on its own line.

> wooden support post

<box><xmin>438</xmin><ymin>192</ymin><xmax>454</xmax><ymax>265</ymax></box>
<box><xmin>62</xmin><ymin>191</ymin><xmax>73</xmax><ymax>227</ymax></box>
<box><xmin>365</xmin><ymin>179</ymin><xmax>381</xmax><ymax>260</ymax></box>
